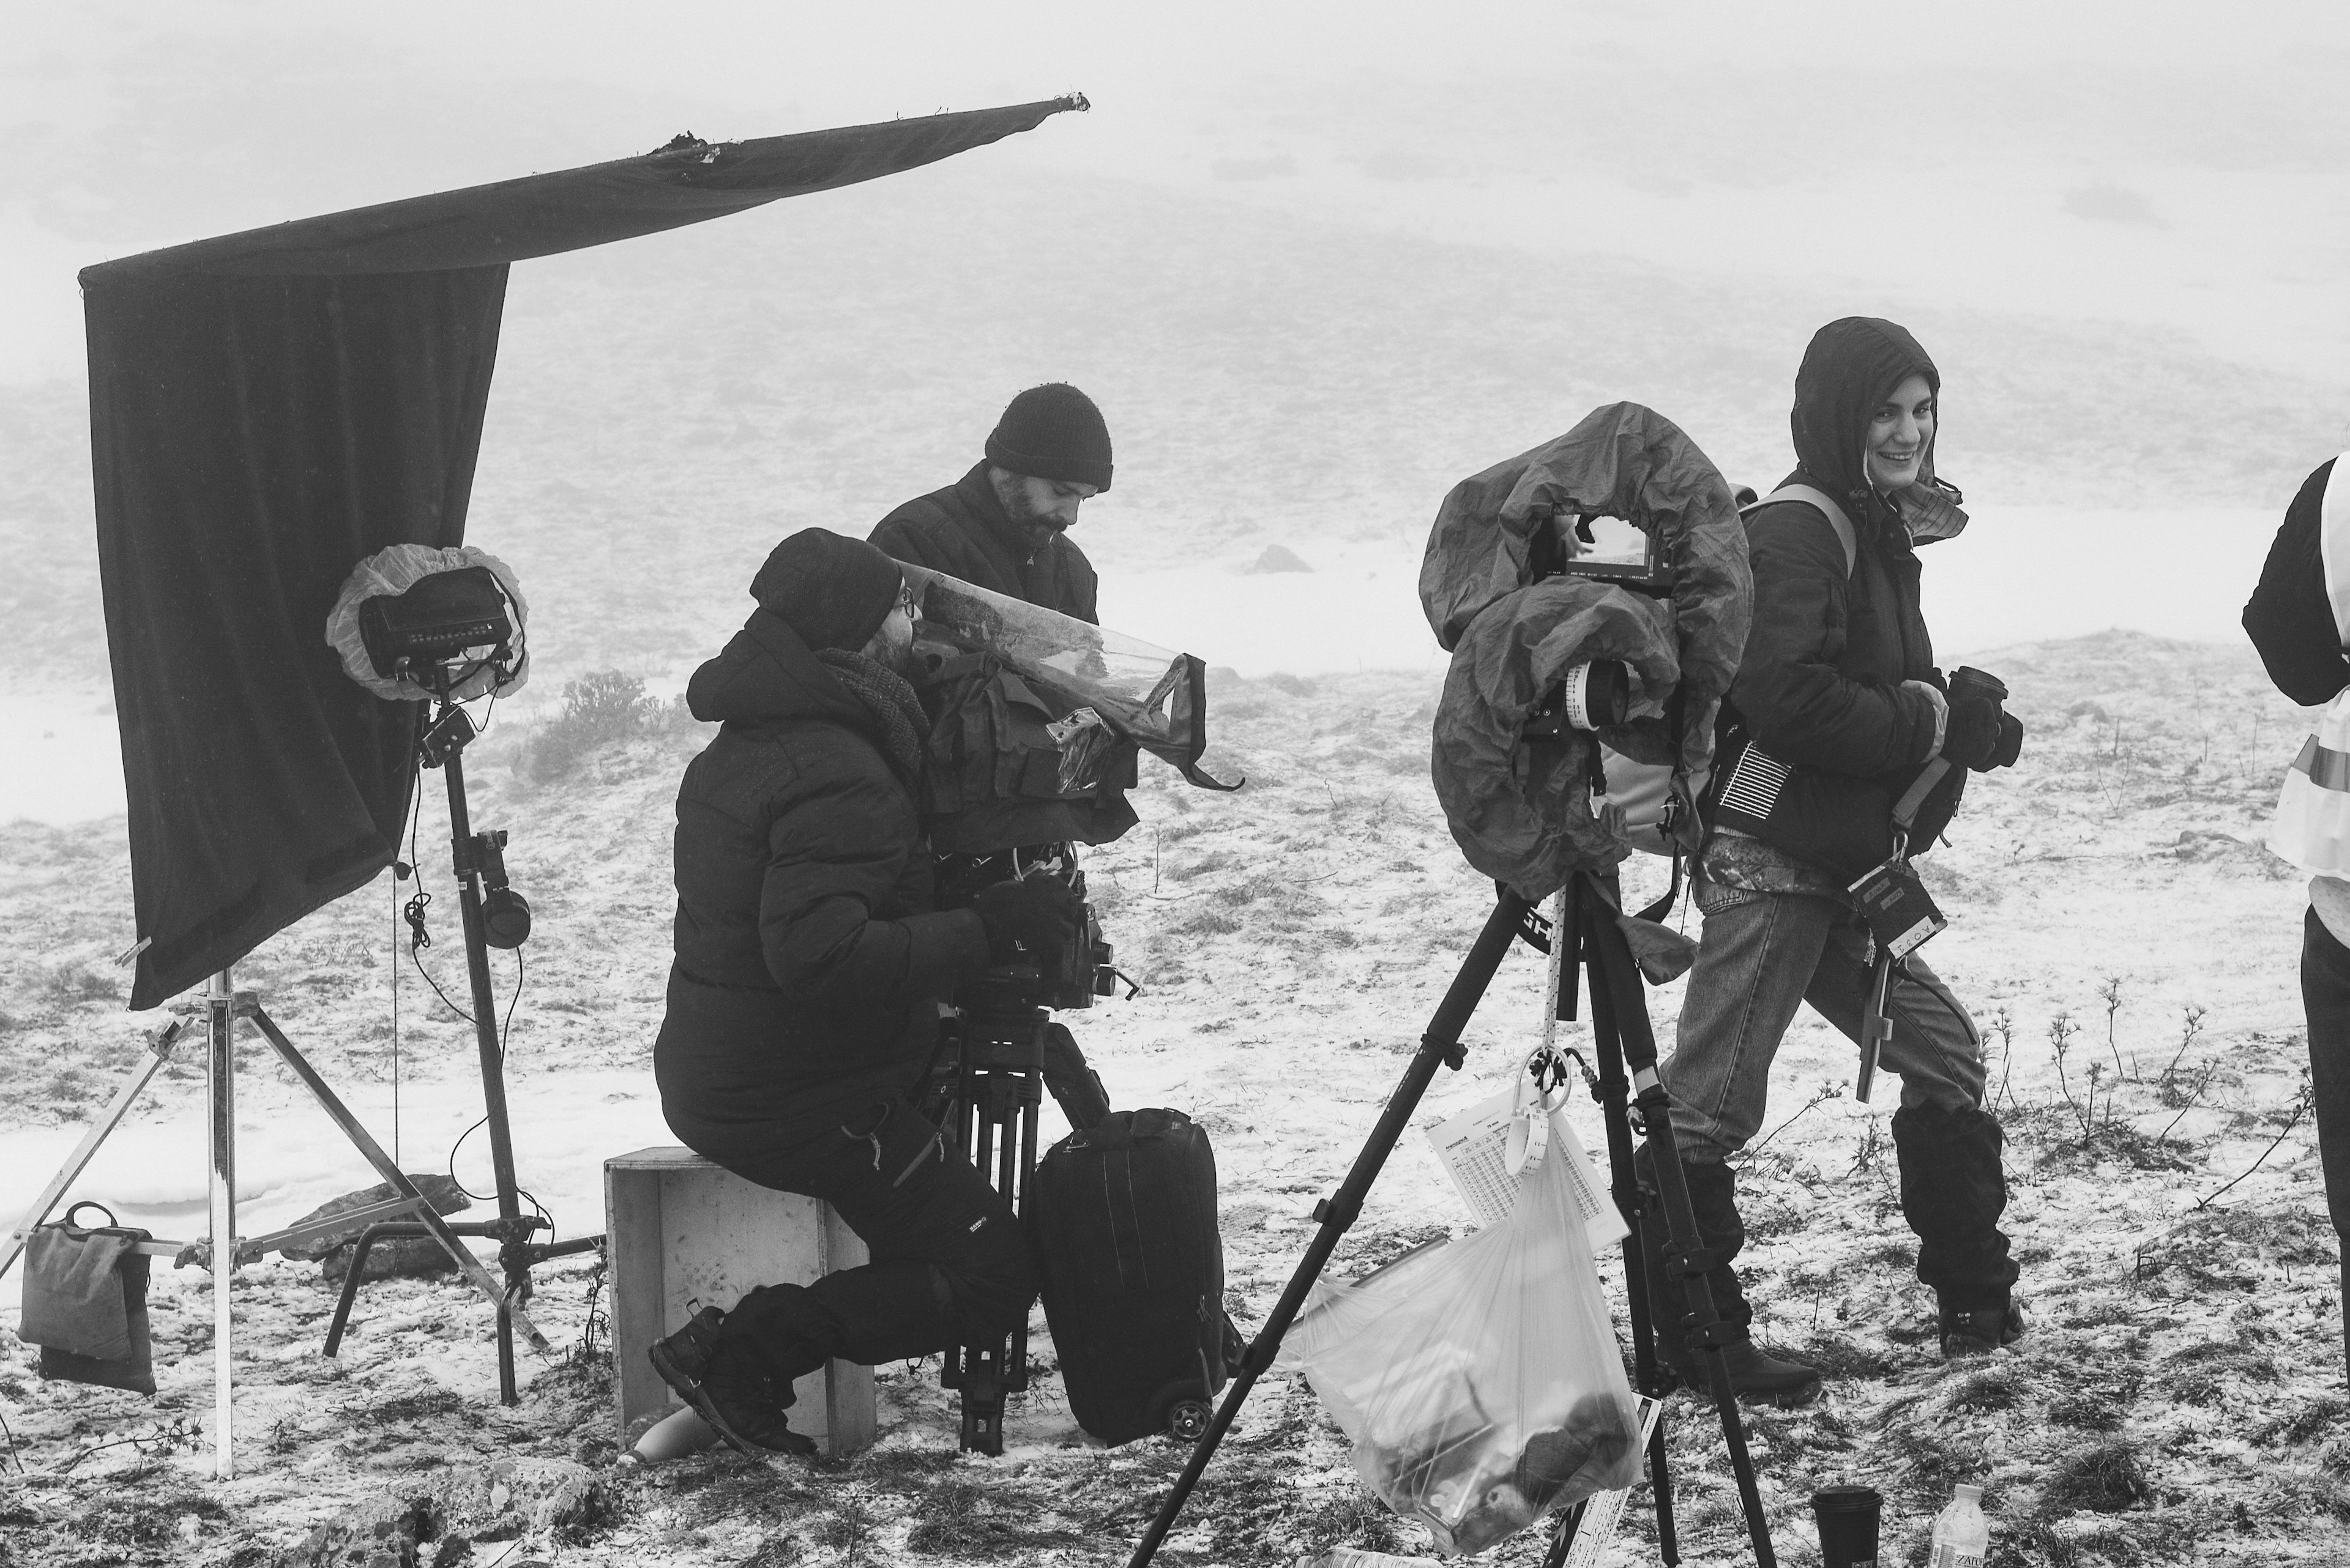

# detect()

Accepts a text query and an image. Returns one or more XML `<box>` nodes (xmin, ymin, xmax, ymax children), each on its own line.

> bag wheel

<box><xmin>1166</xmin><ymin>1400</ymin><xmax>1212</xmax><ymax>1443</ymax></box>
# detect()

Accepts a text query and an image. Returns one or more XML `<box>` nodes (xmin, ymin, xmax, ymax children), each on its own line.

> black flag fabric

<box><xmin>83</xmin><ymin>99</ymin><xmax>1083</xmax><ymax>1008</ymax></box>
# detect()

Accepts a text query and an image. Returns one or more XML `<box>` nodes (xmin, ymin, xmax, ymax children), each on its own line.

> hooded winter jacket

<box><xmin>1711</xmin><ymin>318</ymin><xmax>1959</xmax><ymax>881</ymax></box>
<box><xmin>2245</xmin><ymin>458</ymin><xmax>2350</xmax><ymax>707</ymax></box>
<box><xmin>871</xmin><ymin>461</ymin><xmax>1101</xmax><ymax>625</ymax></box>
<box><xmin>654</xmin><ymin>608</ymin><xmax>991</xmax><ymax>1137</ymax></box>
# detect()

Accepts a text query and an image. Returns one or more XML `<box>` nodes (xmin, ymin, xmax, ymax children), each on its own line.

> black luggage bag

<box><xmin>1029</xmin><ymin>1107</ymin><xmax>1239</xmax><ymax>1444</ymax></box>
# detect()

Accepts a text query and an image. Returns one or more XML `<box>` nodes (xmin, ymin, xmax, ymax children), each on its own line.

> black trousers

<box><xmin>2302</xmin><ymin>911</ymin><xmax>2350</xmax><ymax>1241</ymax></box>
<box><xmin>668</xmin><ymin>1097</ymin><xmax>1039</xmax><ymax>1400</ymax></box>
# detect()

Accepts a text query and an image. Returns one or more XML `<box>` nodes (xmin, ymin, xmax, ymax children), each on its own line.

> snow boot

<box><xmin>1635</xmin><ymin>1146</ymin><xmax>1822</xmax><ymax>1406</ymax></box>
<box><xmin>1939</xmin><ymin>1296</ymin><xmax>2029</xmax><ymax>1359</ymax></box>
<box><xmin>1891</xmin><ymin>1102</ymin><xmax>2021</xmax><ymax>1324</ymax></box>
<box><xmin>648</xmin><ymin>1305</ymin><xmax>817</xmax><ymax>1458</ymax></box>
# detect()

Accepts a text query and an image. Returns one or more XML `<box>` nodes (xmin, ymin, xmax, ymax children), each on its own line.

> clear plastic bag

<box><xmin>1276</xmin><ymin>1107</ymin><xmax>1643</xmax><ymax>1556</ymax></box>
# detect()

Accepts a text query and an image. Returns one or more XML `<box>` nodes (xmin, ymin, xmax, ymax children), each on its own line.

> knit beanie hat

<box><xmin>985</xmin><ymin>383</ymin><xmax>1114</xmax><ymax>493</ymax></box>
<box><xmin>749</xmin><ymin>528</ymin><xmax>902</xmax><ymax>652</ymax></box>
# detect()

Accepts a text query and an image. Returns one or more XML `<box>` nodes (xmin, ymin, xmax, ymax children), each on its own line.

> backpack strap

<box><xmin>1742</xmin><ymin>483</ymin><xmax>1857</xmax><ymax>578</ymax></box>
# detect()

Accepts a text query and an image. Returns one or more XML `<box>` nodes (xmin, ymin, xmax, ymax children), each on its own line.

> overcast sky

<box><xmin>4</xmin><ymin>1</ymin><xmax>2346</xmax><ymax>386</ymax></box>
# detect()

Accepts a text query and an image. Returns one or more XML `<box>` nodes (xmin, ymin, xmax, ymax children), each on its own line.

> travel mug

<box><xmin>1811</xmin><ymin>1485</ymin><xmax>1883</xmax><ymax>1568</ymax></box>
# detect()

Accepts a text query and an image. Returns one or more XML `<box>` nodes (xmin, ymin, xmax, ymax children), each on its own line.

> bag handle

<box><xmin>60</xmin><ymin>1201</ymin><xmax>121</xmax><ymax>1231</ymax></box>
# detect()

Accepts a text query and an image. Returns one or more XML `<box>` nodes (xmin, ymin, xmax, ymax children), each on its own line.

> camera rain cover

<box><xmin>901</xmin><ymin>563</ymin><xmax>1237</xmax><ymax>793</ymax></box>
<box><xmin>1420</xmin><ymin>403</ymin><xmax>1751</xmax><ymax>898</ymax></box>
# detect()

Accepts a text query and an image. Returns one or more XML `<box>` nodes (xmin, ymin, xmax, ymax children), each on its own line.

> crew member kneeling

<box><xmin>1641</xmin><ymin>318</ymin><xmax>2027</xmax><ymax>1404</ymax></box>
<box><xmin>649</xmin><ymin>529</ymin><xmax>1081</xmax><ymax>1455</ymax></box>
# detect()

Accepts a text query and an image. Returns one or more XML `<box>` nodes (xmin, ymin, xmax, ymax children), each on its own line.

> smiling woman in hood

<box><xmin>1631</xmin><ymin>317</ymin><xmax>2031</xmax><ymax>1405</ymax></box>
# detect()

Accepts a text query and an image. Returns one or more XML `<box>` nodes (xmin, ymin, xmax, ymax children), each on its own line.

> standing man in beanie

<box><xmin>648</xmin><ymin>528</ymin><xmax>1087</xmax><ymax>1455</ymax></box>
<box><xmin>870</xmin><ymin>383</ymin><xmax>1113</xmax><ymax>623</ymax></box>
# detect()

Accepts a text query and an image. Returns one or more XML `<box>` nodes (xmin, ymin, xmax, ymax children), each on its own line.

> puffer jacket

<box><xmin>1711</xmin><ymin>318</ymin><xmax>1960</xmax><ymax>879</ymax></box>
<box><xmin>654</xmin><ymin>608</ymin><xmax>990</xmax><ymax>1137</ymax></box>
<box><xmin>870</xmin><ymin>461</ymin><xmax>1100</xmax><ymax>624</ymax></box>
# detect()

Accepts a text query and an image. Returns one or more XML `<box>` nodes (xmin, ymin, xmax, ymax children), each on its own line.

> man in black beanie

<box><xmin>870</xmin><ymin>383</ymin><xmax>1112</xmax><ymax>623</ymax></box>
<box><xmin>647</xmin><ymin>527</ymin><xmax>1086</xmax><ymax>1455</ymax></box>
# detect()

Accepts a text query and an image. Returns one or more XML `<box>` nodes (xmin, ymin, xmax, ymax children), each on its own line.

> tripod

<box><xmin>1126</xmin><ymin>871</ymin><xmax>1776</xmax><ymax>1568</ymax></box>
<box><xmin>319</xmin><ymin>684</ymin><xmax>605</xmax><ymax>1402</ymax></box>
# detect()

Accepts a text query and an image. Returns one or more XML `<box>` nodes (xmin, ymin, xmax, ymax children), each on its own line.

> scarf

<box><xmin>816</xmin><ymin>649</ymin><xmax>928</xmax><ymax>790</ymax></box>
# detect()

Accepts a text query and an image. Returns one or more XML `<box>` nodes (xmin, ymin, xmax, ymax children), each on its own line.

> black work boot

<box><xmin>1892</xmin><ymin>1102</ymin><xmax>2022</xmax><ymax>1349</ymax></box>
<box><xmin>1939</xmin><ymin>1297</ymin><xmax>2029</xmax><ymax>1359</ymax></box>
<box><xmin>1635</xmin><ymin>1146</ymin><xmax>1822</xmax><ymax>1406</ymax></box>
<box><xmin>648</xmin><ymin>1305</ymin><xmax>816</xmax><ymax>1458</ymax></box>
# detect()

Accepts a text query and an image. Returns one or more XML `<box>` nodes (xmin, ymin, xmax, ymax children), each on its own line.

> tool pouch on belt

<box><xmin>918</xmin><ymin>651</ymin><xmax>1141</xmax><ymax>856</ymax></box>
<box><xmin>1705</xmin><ymin>718</ymin><xmax>1966</xmax><ymax>886</ymax></box>
<box><xmin>21</xmin><ymin>1201</ymin><xmax>157</xmax><ymax>1395</ymax></box>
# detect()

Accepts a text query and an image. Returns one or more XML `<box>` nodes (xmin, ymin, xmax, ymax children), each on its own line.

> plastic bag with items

<box><xmin>1275</xmin><ymin>1106</ymin><xmax>1643</xmax><ymax>1556</ymax></box>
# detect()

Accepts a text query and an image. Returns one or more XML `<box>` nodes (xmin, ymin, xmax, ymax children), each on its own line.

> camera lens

<box><xmin>1561</xmin><ymin>660</ymin><xmax>1631</xmax><ymax>731</ymax></box>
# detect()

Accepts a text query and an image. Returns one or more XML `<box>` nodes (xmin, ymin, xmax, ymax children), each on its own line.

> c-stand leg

<box><xmin>930</xmin><ymin>987</ymin><xmax>1050</xmax><ymax>1455</ymax></box>
<box><xmin>1126</xmin><ymin>892</ymin><xmax>1529</xmax><ymax>1568</ymax></box>
<box><xmin>1543</xmin><ymin>869</ymin><xmax>1774</xmax><ymax>1568</ymax></box>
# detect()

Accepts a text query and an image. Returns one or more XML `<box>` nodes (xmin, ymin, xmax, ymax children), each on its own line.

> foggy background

<box><xmin>5</xmin><ymin>0</ymin><xmax>2348</xmax><ymax>818</ymax></box>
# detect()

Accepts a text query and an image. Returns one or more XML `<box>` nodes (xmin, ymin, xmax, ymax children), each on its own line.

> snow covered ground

<box><xmin>1</xmin><ymin>630</ymin><xmax>2346</xmax><ymax>1566</ymax></box>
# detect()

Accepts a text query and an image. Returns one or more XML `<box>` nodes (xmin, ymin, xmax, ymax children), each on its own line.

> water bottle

<box><xmin>1928</xmin><ymin>1483</ymin><xmax>1990</xmax><ymax>1568</ymax></box>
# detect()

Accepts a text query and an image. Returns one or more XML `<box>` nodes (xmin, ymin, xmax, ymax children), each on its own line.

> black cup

<box><xmin>1811</xmin><ymin>1485</ymin><xmax>1882</xmax><ymax>1568</ymax></box>
<box><xmin>1947</xmin><ymin>665</ymin><xmax>2008</xmax><ymax>707</ymax></box>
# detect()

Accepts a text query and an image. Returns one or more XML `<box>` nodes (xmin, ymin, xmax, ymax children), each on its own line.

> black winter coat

<box><xmin>870</xmin><ymin>461</ymin><xmax>1101</xmax><ymax>624</ymax></box>
<box><xmin>654</xmin><ymin>608</ymin><xmax>990</xmax><ymax>1139</ymax></box>
<box><xmin>2245</xmin><ymin>458</ymin><xmax>2350</xmax><ymax>706</ymax></box>
<box><xmin>1717</xmin><ymin>318</ymin><xmax>1956</xmax><ymax>874</ymax></box>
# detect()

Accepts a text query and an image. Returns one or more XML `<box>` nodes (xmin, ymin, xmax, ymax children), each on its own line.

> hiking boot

<box><xmin>1662</xmin><ymin>1338</ymin><xmax>1824</xmax><ymax>1407</ymax></box>
<box><xmin>648</xmin><ymin>1306</ymin><xmax>816</xmax><ymax>1458</ymax></box>
<box><xmin>1939</xmin><ymin>1297</ymin><xmax>2027</xmax><ymax>1360</ymax></box>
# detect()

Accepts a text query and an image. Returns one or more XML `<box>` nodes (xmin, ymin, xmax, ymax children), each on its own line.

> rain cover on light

<box><xmin>902</xmin><ymin>563</ymin><xmax>1239</xmax><ymax>791</ymax></box>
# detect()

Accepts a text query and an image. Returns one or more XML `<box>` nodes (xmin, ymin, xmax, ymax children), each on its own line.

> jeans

<box><xmin>665</xmin><ymin>1096</ymin><xmax>1039</xmax><ymax>1395</ymax></box>
<box><xmin>1663</xmin><ymin>876</ymin><xmax>1987</xmax><ymax>1162</ymax></box>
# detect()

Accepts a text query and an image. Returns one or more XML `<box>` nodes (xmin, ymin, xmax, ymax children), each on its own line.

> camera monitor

<box><xmin>1528</xmin><ymin>508</ymin><xmax>1672</xmax><ymax>594</ymax></box>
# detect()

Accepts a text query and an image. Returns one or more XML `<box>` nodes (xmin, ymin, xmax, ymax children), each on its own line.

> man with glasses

<box><xmin>870</xmin><ymin>383</ymin><xmax>1111</xmax><ymax>624</ymax></box>
<box><xmin>646</xmin><ymin>528</ymin><xmax>1083</xmax><ymax>1455</ymax></box>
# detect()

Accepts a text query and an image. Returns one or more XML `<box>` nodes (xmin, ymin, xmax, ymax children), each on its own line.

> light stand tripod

<box><xmin>1125</xmin><ymin>872</ymin><xmax>1777</xmax><ymax>1568</ymax></box>
<box><xmin>321</xmin><ymin>681</ymin><xmax>604</xmax><ymax>1402</ymax></box>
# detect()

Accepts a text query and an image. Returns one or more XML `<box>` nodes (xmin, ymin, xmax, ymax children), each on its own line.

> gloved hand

<box><xmin>1944</xmin><ymin>698</ymin><xmax>2025</xmax><ymax>771</ymax></box>
<box><xmin>972</xmin><ymin>875</ymin><xmax>1084</xmax><ymax>976</ymax></box>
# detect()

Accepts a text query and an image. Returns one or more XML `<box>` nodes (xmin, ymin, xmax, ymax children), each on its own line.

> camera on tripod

<box><xmin>938</xmin><ymin>850</ymin><xmax>1130</xmax><ymax>1014</ymax></box>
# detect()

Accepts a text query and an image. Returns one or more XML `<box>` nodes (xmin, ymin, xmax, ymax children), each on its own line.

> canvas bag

<box><xmin>1275</xmin><ymin>1105</ymin><xmax>1643</xmax><ymax>1556</ymax></box>
<box><xmin>2272</xmin><ymin>458</ymin><xmax>2350</xmax><ymax>875</ymax></box>
<box><xmin>20</xmin><ymin>1202</ymin><xmax>157</xmax><ymax>1395</ymax></box>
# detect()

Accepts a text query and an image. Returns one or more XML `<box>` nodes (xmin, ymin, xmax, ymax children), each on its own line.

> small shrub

<box><xmin>2040</xmin><ymin>1438</ymin><xmax>2151</xmax><ymax>1515</ymax></box>
<box><xmin>525</xmin><ymin>671</ymin><xmax>658</xmax><ymax>783</ymax></box>
<box><xmin>45</xmin><ymin>962</ymin><xmax>119</xmax><ymax>1003</ymax></box>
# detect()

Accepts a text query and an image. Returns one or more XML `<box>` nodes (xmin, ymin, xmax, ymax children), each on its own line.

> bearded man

<box><xmin>869</xmin><ymin>383</ymin><xmax>1111</xmax><ymax>623</ymax></box>
<box><xmin>647</xmin><ymin>528</ymin><xmax>1082</xmax><ymax>1455</ymax></box>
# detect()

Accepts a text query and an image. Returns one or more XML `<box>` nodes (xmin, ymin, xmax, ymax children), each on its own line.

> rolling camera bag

<box><xmin>1028</xmin><ymin>1107</ymin><xmax>1240</xmax><ymax>1444</ymax></box>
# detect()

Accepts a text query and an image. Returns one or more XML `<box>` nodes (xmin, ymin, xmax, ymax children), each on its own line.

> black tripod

<box><xmin>321</xmin><ymin>684</ymin><xmax>603</xmax><ymax>1403</ymax></box>
<box><xmin>1126</xmin><ymin>871</ymin><xmax>1775</xmax><ymax>1568</ymax></box>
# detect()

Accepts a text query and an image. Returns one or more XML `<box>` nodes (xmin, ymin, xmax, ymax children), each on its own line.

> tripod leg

<box><xmin>1580</xmin><ymin>883</ymin><xmax>1775</xmax><ymax>1568</ymax></box>
<box><xmin>1563</xmin><ymin>882</ymin><xmax>1682</xmax><ymax>1565</ymax></box>
<box><xmin>1127</xmin><ymin>892</ymin><xmax>1529</xmax><ymax>1568</ymax></box>
<box><xmin>247</xmin><ymin>1006</ymin><xmax>551</xmax><ymax>1355</ymax></box>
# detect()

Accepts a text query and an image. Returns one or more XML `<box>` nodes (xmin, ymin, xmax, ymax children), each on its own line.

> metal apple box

<box><xmin>605</xmin><ymin>1146</ymin><xmax>876</xmax><ymax>1456</ymax></box>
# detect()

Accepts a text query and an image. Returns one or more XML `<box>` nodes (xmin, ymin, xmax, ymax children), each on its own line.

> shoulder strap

<box><xmin>1742</xmin><ymin>483</ymin><xmax>1858</xmax><ymax>578</ymax></box>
